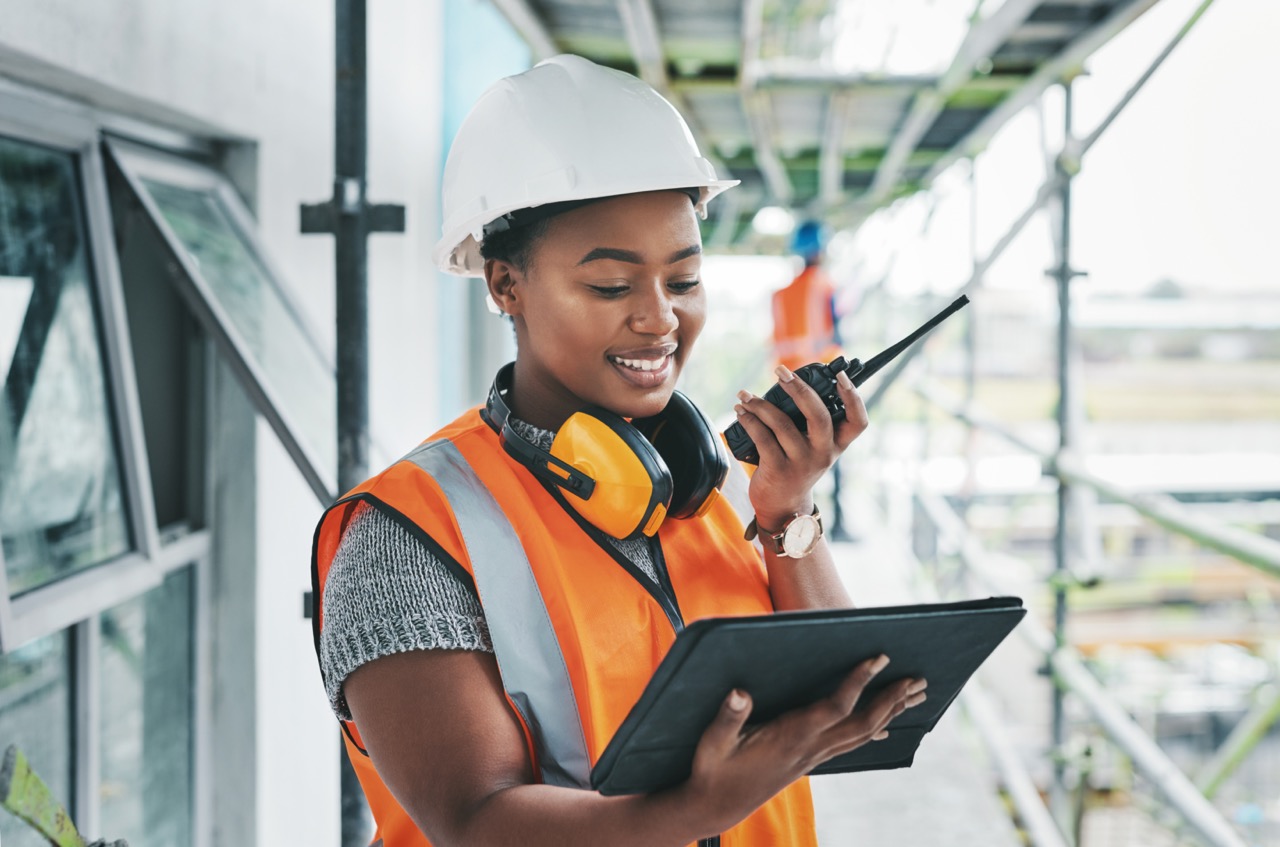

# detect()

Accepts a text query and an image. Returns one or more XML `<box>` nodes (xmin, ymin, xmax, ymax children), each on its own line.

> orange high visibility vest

<box><xmin>312</xmin><ymin>408</ymin><xmax>817</xmax><ymax>847</ymax></box>
<box><xmin>772</xmin><ymin>265</ymin><xmax>841</xmax><ymax>372</ymax></box>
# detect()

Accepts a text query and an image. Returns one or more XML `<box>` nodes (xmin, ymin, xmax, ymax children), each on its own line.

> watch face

<box><xmin>782</xmin><ymin>514</ymin><xmax>821</xmax><ymax>558</ymax></box>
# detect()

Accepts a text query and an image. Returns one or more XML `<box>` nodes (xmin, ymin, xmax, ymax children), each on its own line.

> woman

<box><xmin>312</xmin><ymin>55</ymin><xmax>927</xmax><ymax>847</ymax></box>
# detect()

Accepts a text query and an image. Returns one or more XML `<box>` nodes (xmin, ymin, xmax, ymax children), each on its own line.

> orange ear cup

<box><xmin>550</xmin><ymin>411</ymin><xmax>672</xmax><ymax>538</ymax></box>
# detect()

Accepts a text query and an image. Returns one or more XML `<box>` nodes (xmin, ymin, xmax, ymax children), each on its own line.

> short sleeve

<box><xmin>319</xmin><ymin>500</ymin><xmax>493</xmax><ymax>721</ymax></box>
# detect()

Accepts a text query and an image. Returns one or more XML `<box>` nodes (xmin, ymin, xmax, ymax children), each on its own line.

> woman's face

<box><xmin>488</xmin><ymin>190</ymin><xmax>706</xmax><ymax>430</ymax></box>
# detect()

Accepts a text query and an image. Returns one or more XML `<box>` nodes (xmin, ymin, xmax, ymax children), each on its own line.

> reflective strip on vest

<box><xmin>402</xmin><ymin>440</ymin><xmax>593</xmax><ymax>789</ymax></box>
<box><xmin>721</xmin><ymin>459</ymin><xmax>754</xmax><ymax>530</ymax></box>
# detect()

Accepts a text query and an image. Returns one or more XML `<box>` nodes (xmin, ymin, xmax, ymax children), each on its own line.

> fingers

<box><xmin>735</xmin><ymin>387</ymin><xmax>809</xmax><ymax>462</ymax></box>
<box><xmin>833</xmin><ymin>370</ymin><xmax>869</xmax><ymax>450</ymax></box>
<box><xmin>772</xmin><ymin>365</ymin><xmax>835</xmax><ymax>445</ymax></box>
<box><xmin>822</xmin><ymin>677</ymin><xmax>928</xmax><ymax>759</ymax></box>
<box><xmin>733</xmin><ymin>395</ymin><xmax>786</xmax><ymax>466</ymax></box>
<box><xmin>736</xmin><ymin>364</ymin><xmax>865</xmax><ymax>462</ymax></box>
<box><xmin>825</xmin><ymin>654</ymin><xmax>891</xmax><ymax>716</ymax></box>
<box><xmin>697</xmin><ymin>689</ymin><xmax>754</xmax><ymax>763</ymax></box>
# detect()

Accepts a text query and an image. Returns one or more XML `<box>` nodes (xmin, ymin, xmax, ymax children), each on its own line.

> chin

<box><xmin>614</xmin><ymin>388</ymin><xmax>675</xmax><ymax>421</ymax></box>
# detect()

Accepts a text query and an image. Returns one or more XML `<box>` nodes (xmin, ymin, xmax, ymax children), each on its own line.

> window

<box><xmin>0</xmin><ymin>136</ymin><xmax>132</xmax><ymax>596</ymax></box>
<box><xmin>0</xmin><ymin>96</ymin><xmax>210</xmax><ymax>847</ymax></box>
<box><xmin>107</xmin><ymin>140</ymin><xmax>337</xmax><ymax>503</ymax></box>
<box><xmin>0</xmin><ymin>631</ymin><xmax>71</xmax><ymax>847</ymax></box>
<box><xmin>99</xmin><ymin>567</ymin><xmax>195</xmax><ymax>847</ymax></box>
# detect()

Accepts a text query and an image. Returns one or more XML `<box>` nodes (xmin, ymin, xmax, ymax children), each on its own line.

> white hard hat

<box><xmin>434</xmin><ymin>54</ymin><xmax>739</xmax><ymax>276</ymax></box>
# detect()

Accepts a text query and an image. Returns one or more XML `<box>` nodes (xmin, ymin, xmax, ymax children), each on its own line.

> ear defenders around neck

<box><xmin>482</xmin><ymin>363</ymin><xmax>730</xmax><ymax>539</ymax></box>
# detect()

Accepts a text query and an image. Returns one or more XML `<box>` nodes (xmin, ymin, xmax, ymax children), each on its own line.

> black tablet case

<box><xmin>590</xmin><ymin>596</ymin><xmax>1026</xmax><ymax>795</ymax></box>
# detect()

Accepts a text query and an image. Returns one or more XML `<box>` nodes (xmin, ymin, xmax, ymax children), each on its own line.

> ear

<box><xmin>484</xmin><ymin>259</ymin><xmax>524</xmax><ymax>317</ymax></box>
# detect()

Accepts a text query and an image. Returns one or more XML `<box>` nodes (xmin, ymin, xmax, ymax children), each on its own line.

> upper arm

<box><xmin>345</xmin><ymin>648</ymin><xmax>535</xmax><ymax>845</ymax></box>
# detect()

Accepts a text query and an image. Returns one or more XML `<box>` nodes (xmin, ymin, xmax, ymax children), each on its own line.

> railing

<box><xmin>822</xmin><ymin>2</ymin><xmax>1261</xmax><ymax>842</ymax></box>
<box><xmin>899</xmin><ymin>378</ymin><xmax>1276</xmax><ymax>847</ymax></box>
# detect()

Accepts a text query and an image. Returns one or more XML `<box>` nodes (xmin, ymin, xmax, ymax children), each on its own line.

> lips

<box><xmin>608</xmin><ymin>354</ymin><xmax>668</xmax><ymax>372</ymax></box>
<box><xmin>607</xmin><ymin>349</ymin><xmax>675</xmax><ymax>388</ymax></box>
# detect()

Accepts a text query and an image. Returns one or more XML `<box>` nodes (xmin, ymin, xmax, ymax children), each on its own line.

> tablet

<box><xmin>590</xmin><ymin>596</ymin><xmax>1025</xmax><ymax>795</ymax></box>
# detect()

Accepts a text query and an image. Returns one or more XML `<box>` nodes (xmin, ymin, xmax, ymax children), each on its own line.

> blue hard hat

<box><xmin>790</xmin><ymin>220</ymin><xmax>827</xmax><ymax>258</ymax></box>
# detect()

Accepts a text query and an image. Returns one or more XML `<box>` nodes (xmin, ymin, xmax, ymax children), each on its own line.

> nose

<box><xmin>630</xmin><ymin>280</ymin><xmax>678</xmax><ymax>336</ymax></box>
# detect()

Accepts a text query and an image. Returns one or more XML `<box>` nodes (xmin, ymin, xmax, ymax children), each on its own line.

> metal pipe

<box><xmin>914</xmin><ymin>489</ymin><xmax>1249</xmax><ymax>847</ymax></box>
<box><xmin>1076</xmin><ymin>0</ymin><xmax>1219</xmax><ymax>159</ymax></box>
<box><xmin>914</xmin><ymin>382</ymin><xmax>1047</xmax><ymax>456</ymax></box>
<box><xmin>961</xmin><ymin>682</ymin><xmax>1071</xmax><ymax>847</ymax></box>
<box><xmin>924</xmin><ymin>0</ymin><xmax>1164</xmax><ymax>186</ymax></box>
<box><xmin>863</xmin><ymin>0</ymin><xmax>1042</xmax><ymax>208</ymax></box>
<box><xmin>914</xmin><ymin>384</ymin><xmax>1280</xmax><ymax>580</ymax></box>
<box><xmin>738</xmin><ymin>0</ymin><xmax>793</xmax><ymax>205</ymax></box>
<box><xmin>1047</xmin><ymin>649</ymin><xmax>1247</xmax><ymax>847</ymax></box>
<box><xmin>1195</xmin><ymin>683</ymin><xmax>1280</xmax><ymax>800</ymax></box>
<box><xmin>1053</xmin><ymin>453</ymin><xmax>1280</xmax><ymax>579</ymax></box>
<box><xmin>335</xmin><ymin>4</ymin><xmax>371</xmax><ymax>842</ymax></box>
<box><xmin>335</xmin><ymin>0</ymin><xmax>370</xmax><ymax>502</ymax></box>
<box><xmin>1048</xmin><ymin>78</ymin><xmax>1075</xmax><ymax>834</ymax></box>
<box><xmin>301</xmin><ymin>1</ymin><xmax>405</xmax><ymax>842</ymax></box>
<box><xmin>864</xmin><ymin>0</ymin><xmax>1217</xmax><ymax>411</ymax></box>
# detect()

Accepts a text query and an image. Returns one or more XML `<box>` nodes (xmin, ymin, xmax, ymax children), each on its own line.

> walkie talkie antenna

<box><xmin>850</xmin><ymin>295</ymin><xmax>969</xmax><ymax>387</ymax></box>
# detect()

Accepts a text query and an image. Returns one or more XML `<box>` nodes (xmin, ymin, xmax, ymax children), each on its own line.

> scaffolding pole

<box><xmin>300</xmin><ymin>1</ymin><xmax>405</xmax><ymax>843</ymax></box>
<box><xmin>1048</xmin><ymin>77</ymin><xmax>1079</xmax><ymax>837</ymax></box>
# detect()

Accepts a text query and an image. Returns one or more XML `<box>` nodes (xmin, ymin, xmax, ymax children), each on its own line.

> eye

<box><xmin>589</xmin><ymin>285</ymin><xmax>629</xmax><ymax>297</ymax></box>
<box><xmin>669</xmin><ymin>279</ymin><xmax>701</xmax><ymax>293</ymax></box>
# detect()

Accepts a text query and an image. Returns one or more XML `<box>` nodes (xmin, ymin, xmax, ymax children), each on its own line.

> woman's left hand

<box><xmin>733</xmin><ymin>364</ymin><xmax>868</xmax><ymax>531</ymax></box>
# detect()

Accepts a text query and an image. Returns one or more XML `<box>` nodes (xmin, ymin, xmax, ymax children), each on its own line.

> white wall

<box><xmin>0</xmin><ymin>2</ymin><xmax>446</xmax><ymax>844</ymax></box>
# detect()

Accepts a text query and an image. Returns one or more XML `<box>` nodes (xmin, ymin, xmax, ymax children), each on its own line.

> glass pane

<box><xmin>0</xmin><ymin>632</ymin><xmax>72</xmax><ymax>847</ymax></box>
<box><xmin>137</xmin><ymin>177</ymin><xmax>336</xmax><ymax>479</ymax></box>
<box><xmin>99</xmin><ymin>566</ymin><xmax>194</xmax><ymax>847</ymax></box>
<box><xmin>0</xmin><ymin>135</ymin><xmax>131</xmax><ymax>594</ymax></box>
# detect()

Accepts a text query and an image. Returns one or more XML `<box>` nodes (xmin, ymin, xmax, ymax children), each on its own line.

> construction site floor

<box><xmin>810</xmin><ymin>506</ymin><xmax>1022</xmax><ymax>847</ymax></box>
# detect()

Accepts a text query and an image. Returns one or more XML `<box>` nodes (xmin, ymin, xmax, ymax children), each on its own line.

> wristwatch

<box><xmin>757</xmin><ymin>506</ymin><xmax>824</xmax><ymax>558</ymax></box>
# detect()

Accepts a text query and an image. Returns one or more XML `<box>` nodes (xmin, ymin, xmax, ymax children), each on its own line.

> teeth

<box><xmin>610</xmin><ymin>355</ymin><xmax>668</xmax><ymax>372</ymax></box>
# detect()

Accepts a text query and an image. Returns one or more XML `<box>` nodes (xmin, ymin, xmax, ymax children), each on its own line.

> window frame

<box><xmin>104</xmin><ymin>137</ymin><xmax>338</xmax><ymax>504</ymax></box>
<box><xmin>0</xmin><ymin>84</ymin><xmax>170</xmax><ymax>650</ymax></box>
<box><xmin>0</xmin><ymin>81</ymin><xmax>217</xmax><ymax>847</ymax></box>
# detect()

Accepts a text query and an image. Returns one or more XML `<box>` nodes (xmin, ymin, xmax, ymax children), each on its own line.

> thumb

<box><xmin>701</xmin><ymin>688</ymin><xmax>753</xmax><ymax>759</ymax></box>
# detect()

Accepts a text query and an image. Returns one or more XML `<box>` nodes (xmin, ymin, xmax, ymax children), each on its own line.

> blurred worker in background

<box><xmin>771</xmin><ymin>220</ymin><xmax>842</xmax><ymax>373</ymax></box>
<box><xmin>312</xmin><ymin>55</ymin><xmax>925</xmax><ymax>847</ymax></box>
<box><xmin>771</xmin><ymin>220</ymin><xmax>850</xmax><ymax>540</ymax></box>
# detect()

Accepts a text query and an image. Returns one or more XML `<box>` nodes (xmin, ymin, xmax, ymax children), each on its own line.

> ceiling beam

<box><xmin>617</xmin><ymin>0</ymin><xmax>666</xmax><ymax>88</ymax></box>
<box><xmin>739</xmin><ymin>0</ymin><xmax>793</xmax><ymax>205</ymax></box>
<box><xmin>819</xmin><ymin>92</ymin><xmax>853</xmax><ymax>208</ymax></box>
<box><xmin>488</xmin><ymin>0</ymin><xmax>559</xmax><ymax>61</ymax></box>
<box><xmin>863</xmin><ymin>0</ymin><xmax>1042</xmax><ymax>208</ymax></box>
<box><xmin>924</xmin><ymin>0</ymin><xmax>1165</xmax><ymax>186</ymax></box>
<box><xmin>615</xmin><ymin>0</ymin><xmax>734</xmax><ymax>186</ymax></box>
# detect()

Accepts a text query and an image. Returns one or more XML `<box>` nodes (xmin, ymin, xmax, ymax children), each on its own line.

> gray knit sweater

<box><xmin>319</xmin><ymin>420</ymin><xmax>659</xmax><ymax>720</ymax></box>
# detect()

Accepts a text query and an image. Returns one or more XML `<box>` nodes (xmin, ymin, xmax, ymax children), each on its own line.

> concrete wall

<box><xmin>0</xmin><ymin>2</ymin><xmax>446</xmax><ymax>844</ymax></box>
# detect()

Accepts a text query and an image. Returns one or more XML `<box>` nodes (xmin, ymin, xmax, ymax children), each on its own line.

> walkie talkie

<box><xmin>724</xmin><ymin>295</ymin><xmax>970</xmax><ymax>464</ymax></box>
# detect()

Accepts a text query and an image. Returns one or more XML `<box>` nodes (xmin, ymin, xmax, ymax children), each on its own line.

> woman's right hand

<box><xmin>677</xmin><ymin>655</ymin><xmax>927</xmax><ymax>837</ymax></box>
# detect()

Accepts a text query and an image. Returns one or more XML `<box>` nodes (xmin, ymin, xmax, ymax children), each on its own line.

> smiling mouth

<box><xmin>607</xmin><ymin>354</ymin><xmax>671</xmax><ymax>372</ymax></box>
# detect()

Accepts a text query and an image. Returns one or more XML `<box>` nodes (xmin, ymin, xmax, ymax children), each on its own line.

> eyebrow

<box><xmin>577</xmin><ymin>244</ymin><xmax>702</xmax><ymax>266</ymax></box>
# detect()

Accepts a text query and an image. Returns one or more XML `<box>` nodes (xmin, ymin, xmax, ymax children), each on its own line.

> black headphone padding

<box><xmin>633</xmin><ymin>392</ymin><xmax>729</xmax><ymax>520</ymax></box>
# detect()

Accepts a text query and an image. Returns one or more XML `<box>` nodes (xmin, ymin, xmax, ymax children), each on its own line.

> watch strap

<box><xmin>753</xmin><ymin>505</ymin><xmax>823</xmax><ymax>556</ymax></box>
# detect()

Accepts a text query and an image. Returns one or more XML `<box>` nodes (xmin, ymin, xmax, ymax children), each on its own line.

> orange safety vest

<box><xmin>311</xmin><ymin>408</ymin><xmax>817</xmax><ymax>847</ymax></box>
<box><xmin>771</xmin><ymin>265</ymin><xmax>841</xmax><ymax>372</ymax></box>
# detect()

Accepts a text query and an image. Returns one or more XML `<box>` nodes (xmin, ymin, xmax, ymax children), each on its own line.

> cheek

<box><xmin>678</xmin><ymin>295</ymin><xmax>708</xmax><ymax>342</ymax></box>
<box><xmin>524</xmin><ymin>291</ymin><xmax>613</xmax><ymax>353</ymax></box>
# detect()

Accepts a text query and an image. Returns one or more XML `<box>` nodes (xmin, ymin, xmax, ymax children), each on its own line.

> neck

<box><xmin>506</xmin><ymin>359</ymin><xmax>579</xmax><ymax>433</ymax></box>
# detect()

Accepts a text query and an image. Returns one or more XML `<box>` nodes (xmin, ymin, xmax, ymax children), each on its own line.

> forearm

<box><xmin>763</xmin><ymin>537</ymin><xmax>853</xmax><ymax>611</ymax></box>
<box><xmin>754</xmin><ymin>495</ymin><xmax>853</xmax><ymax>611</ymax></box>
<box><xmin>452</xmin><ymin>782</ymin><xmax>716</xmax><ymax>847</ymax></box>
